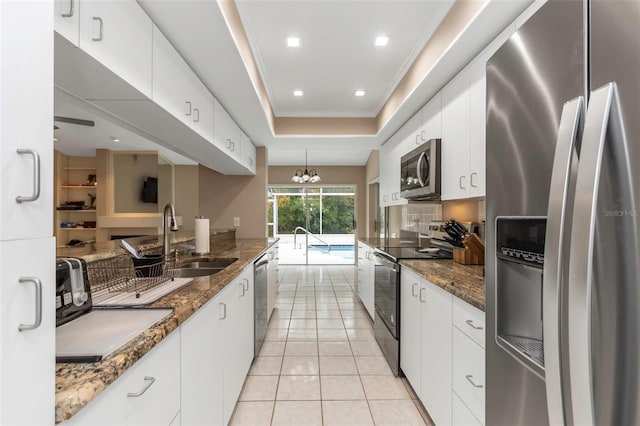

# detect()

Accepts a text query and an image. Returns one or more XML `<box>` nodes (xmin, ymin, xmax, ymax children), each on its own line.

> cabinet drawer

<box><xmin>453</xmin><ymin>392</ymin><xmax>482</xmax><ymax>426</ymax></box>
<box><xmin>452</xmin><ymin>296</ymin><xmax>485</xmax><ymax>348</ymax></box>
<box><xmin>452</xmin><ymin>327</ymin><xmax>485</xmax><ymax>423</ymax></box>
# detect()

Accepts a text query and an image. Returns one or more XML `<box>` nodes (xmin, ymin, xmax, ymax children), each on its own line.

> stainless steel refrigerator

<box><xmin>486</xmin><ymin>0</ymin><xmax>640</xmax><ymax>425</ymax></box>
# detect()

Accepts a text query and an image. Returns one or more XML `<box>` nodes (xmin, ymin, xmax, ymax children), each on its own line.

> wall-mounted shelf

<box><xmin>62</xmin><ymin>167</ymin><xmax>97</xmax><ymax>171</ymax></box>
<box><xmin>61</xmin><ymin>185</ymin><xmax>98</xmax><ymax>188</ymax></box>
<box><xmin>56</xmin><ymin>209</ymin><xmax>97</xmax><ymax>213</ymax></box>
<box><xmin>59</xmin><ymin>228</ymin><xmax>96</xmax><ymax>231</ymax></box>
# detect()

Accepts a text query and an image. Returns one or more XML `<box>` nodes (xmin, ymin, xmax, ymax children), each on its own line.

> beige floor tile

<box><xmin>291</xmin><ymin>310</ymin><xmax>317</xmax><ymax>319</ymax></box>
<box><xmin>281</xmin><ymin>356</ymin><xmax>319</xmax><ymax>375</ymax></box>
<box><xmin>239</xmin><ymin>376</ymin><xmax>279</xmax><ymax>401</ymax></box>
<box><xmin>229</xmin><ymin>401</ymin><xmax>273</xmax><ymax>426</ymax></box>
<box><xmin>287</xmin><ymin>328</ymin><xmax>317</xmax><ymax>341</ymax></box>
<box><xmin>343</xmin><ymin>318</ymin><xmax>373</xmax><ymax>329</ymax></box>
<box><xmin>318</xmin><ymin>341</ymin><xmax>352</xmax><ymax>356</ymax></box>
<box><xmin>268</xmin><ymin>319</ymin><xmax>291</xmax><ymax>329</ymax></box>
<box><xmin>316</xmin><ymin>310</ymin><xmax>342</xmax><ymax>319</ymax></box>
<box><xmin>340</xmin><ymin>310</ymin><xmax>370</xmax><ymax>319</ymax></box>
<box><xmin>412</xmin><ymin>399</ymin><xmax>435</xmax><ymax>425</ymax></box>
<box><xmin>402</xmin><ymin>378</ymin><xmax>420</xmax><ymax>400</ymax></box>
<box><xmin>316</xmin><ymin>303</ymin><xmax>341</xmax><ymax>311</ymax></box>
<box><xmin>347</xmin><ymin>328</ymin><xmax>377</xmax><ymax>342</ymax></box>
<box><xmin>249</xmin><ymin>356</ymin><xmax>283</xmax><ymax>376</ymax></box>
<box><xmin>271</xmin><ymin>401</ymin><xmax>322</xmax><ymax>426</ymax></box>
<box><xmin>273</xmin><ymin>303</ymin><xmax>293</xmax><ymax>311</ymax></box>
<box><xmin>321</xmin><ymin>401</ymin><xmax>374</xmax><ymax>426</ymax></box>
<box><xmin>316</xmin><ymin>319</ymin><xmax>345</xmax><ymax>329</ymax></box>
<box><xmin>320</xmin><ymin>375</ymin><xmax>366</xmax><ymax>400</ymax></box>
<box><xmin>259</xmin><ymin>341</ymin><xmax>286</xmax><ymax>357</ymax></box>
<box><xmin>265</xmin><ymin>328</ymin><xmax>289</xmax><ymax>341</ymax></box>
<box><xmin>284</xmin><ymin>341</ymin><xmax>318</xmax><ymax>357</ymax></box>
<box><xmin>350</xmin><ymin>341</ymin><xmax>383</xmax><ymax>356</ymax></box>
<box><xmin>368</xmin><ymin>400</ymin><xmax>426</xmax><ymax>426</ymax></box>
<box><xmin>288</xmin><ymin>319</ymin><xmax>317</xmax><ymax>329</ymax></box>
<box><xmin>276</xmin><ymin>375</ymin><xmax>321</xmax><ymax>400</ymax></box>
<box><xmin>270</xmin><ymin>310</ymin><xmax>292</xmax><ymax>320</ymax></box>
<box><xmin>317</xmin><ymin>328</ymin><xmax>349</xmax><ymax>341</ymax></box>
<box><xmin>360</xmin><ymin>376</ymin><xmax>411</xmax><ymax>400</ymax></box>
<box><xmin>354</xmin><ymin>356</ymin><xmax>393</xmax><ymax>375</ymax></box>
<box><xmin>319</xmin><ymin>356</ymin><xmax>359</xmax><ymax>375</ymax></box>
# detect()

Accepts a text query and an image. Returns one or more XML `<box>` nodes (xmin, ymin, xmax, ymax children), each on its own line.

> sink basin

<box><xmin>180</xmin><ymin>260</ymin><xmax>236</xmax><ymax>269</ymax></box>
<box><xmin>167</xmin><ymin>267</ymin><xmax>224</xmax><ymax>278</ymax></box>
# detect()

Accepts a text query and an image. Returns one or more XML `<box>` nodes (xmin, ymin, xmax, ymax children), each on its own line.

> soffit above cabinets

<box><xmin>235</xmin><ymin>0</ymin><xmax>454</xmax><ymax>118</ymax></box>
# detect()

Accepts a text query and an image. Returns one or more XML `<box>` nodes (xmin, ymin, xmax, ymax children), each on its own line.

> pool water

<box><xmin>309</xmin><ymin>244</ymin><xmax>355</xmax><ymax>260</ymax></box>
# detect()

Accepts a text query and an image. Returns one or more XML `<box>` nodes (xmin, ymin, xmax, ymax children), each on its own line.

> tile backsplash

<box><xmin>401</xmin><ymin>203</ymin><xmax>443</xmax><ymax>234</ymax></box>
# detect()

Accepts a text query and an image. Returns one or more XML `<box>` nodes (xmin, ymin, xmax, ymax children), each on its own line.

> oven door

<box><xmin>373</xmin><ymin>252</ymin><xmax>399</xmax><ymax>338</ymax></box>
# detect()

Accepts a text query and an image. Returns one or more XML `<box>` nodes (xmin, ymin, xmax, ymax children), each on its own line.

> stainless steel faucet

<box><xmin>163</xmin><ymin>203</ymin><xmax>179</xmax><ymax>260</ymax></box>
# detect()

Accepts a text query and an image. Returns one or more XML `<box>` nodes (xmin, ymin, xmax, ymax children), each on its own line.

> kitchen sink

<box><xmin>167</xmin><ymin>267</ymin><xmax>225</xmax><ymax>278</ymax></box>
<box><xmin>166</xmin><ymin>257</ymin><xmax>238</xmax><ymax>278</ymax></box>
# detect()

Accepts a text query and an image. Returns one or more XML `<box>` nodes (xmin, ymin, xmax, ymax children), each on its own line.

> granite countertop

<box><xmin>55</xmin><ymin>237</ymin><xmax>278</xmax><ymax>423</ymax></box>
<box><xmin>400</xmin><ymin>259</ymin><xmax>485</xmax><ymax>311</ymax></box>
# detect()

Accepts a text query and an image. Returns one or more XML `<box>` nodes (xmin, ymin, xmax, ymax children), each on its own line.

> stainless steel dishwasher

<box><xmin>254</xmin><ymin>253</ymin><xmax>268</xmax><ymax>357</ymax></box>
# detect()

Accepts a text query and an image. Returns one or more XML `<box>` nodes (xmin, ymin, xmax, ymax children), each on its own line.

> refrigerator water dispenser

<box><xmin>495</xmin><ymin>217</ymin><xmax>546</xmax><ymax>379</ymax></box>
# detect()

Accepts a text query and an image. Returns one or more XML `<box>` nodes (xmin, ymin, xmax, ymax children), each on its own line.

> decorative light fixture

<box><xmin>291</xmin><ymin>150</ymin><xmax>321</xmax><ymax>183</ymax></box>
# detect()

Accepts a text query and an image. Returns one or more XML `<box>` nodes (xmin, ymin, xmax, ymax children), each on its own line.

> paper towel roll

<box><xmin>194</xmin><ymin>216</ymin><xmax>210</xmax><ymax>254</ymax></box>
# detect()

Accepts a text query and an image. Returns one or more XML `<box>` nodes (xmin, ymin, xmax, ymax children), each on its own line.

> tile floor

<box><xmin>230</xmin><ymin>265</ymin><xmax>433</xmax><ymax>426</ymax></box>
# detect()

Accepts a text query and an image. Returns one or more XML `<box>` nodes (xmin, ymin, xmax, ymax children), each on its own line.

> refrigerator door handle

<box><xmin>543</xmin><ymin>96</ymin><xmax>584</xmax><ymax>426</ymax></box>
<box><xmin>568</xmin><ymin>82</ymin><xmax>629</xmax><ymax>426</ymax></box>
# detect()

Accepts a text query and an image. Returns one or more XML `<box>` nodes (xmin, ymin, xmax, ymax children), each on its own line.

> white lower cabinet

<box><xmin>400</xmin><ymin>267</ymin><xmax>486</xmax><ymax>426</ymax></box>
<box><xmin>356</xmin><ymin>242</ymin><xmax>374</xmax><ymax>319</ymax></box>
<box><xmin>65</xmin><ymin>330</ymin><xmax>181</xmax><ymax>426</ymax></box>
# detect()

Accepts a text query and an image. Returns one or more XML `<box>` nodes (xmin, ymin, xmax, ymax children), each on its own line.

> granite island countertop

<box><xmin>400</xmin><ymin>259</ymin><xmax>485</xmax><ymax>311</ymax></box>
<box><xmin>55</xmin><ymin>237</ymin><xmax>278</xmax><ymax>423</ymax></box>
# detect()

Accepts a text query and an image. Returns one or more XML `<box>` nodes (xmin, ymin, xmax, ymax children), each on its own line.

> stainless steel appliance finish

<box><xmin>373</xmin><ymin>251</ymin><xmax>400</xmax><ymax>376</ymax></box>
<box><xmin>400</xmin><ymin>139</ymin><xmax>441</xmax><ymax>200</ymax></box>
<box><xmin>487</xmin><ymin>1</ymin><xmax>640</xmax><ymax>424</ymax></box>
<box><xmin>254</xmin><ymin>253</ymin><xmax>268</xmax><ymax>358</ymax></box>
<box><xmin>56</xmin><ymin>258</ymin><xmax>92</xmax><ymax>326</ymax></box>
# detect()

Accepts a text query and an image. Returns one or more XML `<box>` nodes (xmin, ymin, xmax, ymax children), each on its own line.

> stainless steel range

<box><xmin>373</xmin><ymin>245</ymin><xmax>452</xmax><ymax>376</ymax></box>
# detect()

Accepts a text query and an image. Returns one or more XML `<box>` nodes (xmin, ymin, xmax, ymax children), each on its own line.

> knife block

<box><xmin>453</xmin><ymin>234</ymin><xmax>485</xmax><ymax>265</ymax></box>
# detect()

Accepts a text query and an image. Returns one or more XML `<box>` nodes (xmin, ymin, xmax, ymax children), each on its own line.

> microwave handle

<box><xmin>416</xmin><ymin>151</ymin><xmax>427</xmax><ymax>187</ymax></box>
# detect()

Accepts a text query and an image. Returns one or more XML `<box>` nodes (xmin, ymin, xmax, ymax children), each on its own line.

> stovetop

<box><xmin>375</xmin><ymin>246</ymin><xmax>453</xmax><ymax>261</ymax></box>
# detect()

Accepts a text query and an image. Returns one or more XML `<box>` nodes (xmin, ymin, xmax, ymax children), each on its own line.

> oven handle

<box><xmin>373</xmin><ymin>251</ymin><xmax>399</xmax><ymax>271</ymax></box>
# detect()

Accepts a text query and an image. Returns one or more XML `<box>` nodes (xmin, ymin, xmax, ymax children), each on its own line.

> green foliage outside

<box><xmin>276</xmin><ymin>194</ymin><xmax>354</xmax><ymax>234</ymax></box>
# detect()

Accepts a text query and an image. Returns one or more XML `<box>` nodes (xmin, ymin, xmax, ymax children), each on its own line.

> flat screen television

<box><xmin>141</xmin><ymin>177</ymin><xmax>158</xmax><ymax>203</ymax></box>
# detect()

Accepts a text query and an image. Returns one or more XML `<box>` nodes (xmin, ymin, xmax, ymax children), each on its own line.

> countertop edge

<box><xmin>55</xmin><ymin>238</ymin><xmax>279</xmax><ymax>423</ymax></box>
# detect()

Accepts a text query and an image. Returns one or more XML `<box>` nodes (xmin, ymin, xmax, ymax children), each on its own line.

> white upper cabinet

<box><xmin>240</xmin><ymin>130</ymin><xmax>257</xmax><ymax>173</ymax></box>
<box><xmin>442</xmin><ymin>67</ymin><xmax>471</xmax><ymax>200</ymax></box>
<box><xmin>54</xmin><ymin>0</ymin><xmax>79</xmax><ymax>46</ymax></box>
<box><xmin>1</xmin><ymin>0</ymin><xmax>53</xmax><ymax>241</ymax></box>
<box><xmin>421</xmin><ymin>92</ymin><xmax>442</xmax><ymax>142</ymax></box>
<box><xmin>79</xmin><ymin>0</ymin><xmax>152</xmax><ymax>98</ymax></box>
<box><xmin>189</xmin><ymin>74</ymin><xmax>215</xmax><ymax>143</ymax></box>
<box><xmin>152</xmin><ymin>25</ymin><xmax>192</xmax><ymax>127</ymax></box>
<box><xmin>213</xmin><ymin>99</ymin><xmax>241</xmax><ymax>161</ymax></box>
<box><xmin>379</xmin><ymin>142</ymin><xmax>390</xmax><ymax>207</ymax></box>
<box><xmin>467</xmin><ymin>59</ymin><xmax>486</xmax><ymax>198</ymax></box>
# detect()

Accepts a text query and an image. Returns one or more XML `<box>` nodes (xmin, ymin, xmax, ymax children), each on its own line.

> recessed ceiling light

<box><xmin>355</xmin><ymin>90</ymin><xmax>366</xmax><ymax>97</ymax></box>
<box><xmin>287</xmin><ymin>37</ymin><xmax>300</xmax><ymax>47</ymax></box>
<box><xmin>375</xmin><ymin>36</ymin><xmax>389</xmax><ymax>47</ymax></box>
<box><xmin>110</xmin><ymin>136</ymin><xmax>120</xmax><ymax>142</ymax></box>
<box><xmin>293</xmin><ymin>90</ymin><xmax>304</xmax><ymax>97</ymax></box>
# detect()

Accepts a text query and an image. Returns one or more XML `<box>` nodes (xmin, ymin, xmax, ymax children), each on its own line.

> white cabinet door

<box><xmin>213</xmin><ymin>99</ymin><xmax>240</xmax><ymax>161</ymax></box>
<box><xmin>79</xmin><ymin>0</ymin><xmax>153</xmax><ymax>98</ymax></box>
<box><xmin>240</xmin><ymin>131</ymin><xmax>257</xmax><ymax>174</ymax></box>
<box><xmin>388</xmin><ymin>142</ymin><xmax>408</xmax><ymax>206</ymax></box>
<box><xmin>467</xmin><ymin>57</ymin><xmax>486</xmax><ymax>198</ymax></box>
<box><xmin>453</xmin><ymin>392</ymin><xmax>482</xmax><ymax>426</ymax></box>
<box><xmin>189</xmin><ymin>74</ymin><xmax>215</xmax><ymax>143</ymax></box>
<box><xmin>400</xmin><ymin>269</ymin><xmax>422</xmax><ymax>394</ymax></box>
<box><xmin>0</xmin><ymin>1</ymin><xmax>53</xmax><ymax>241</ymax></box>
<box><xmin>452</xmin><ymin>327</ymin><xmax>485</xmax><ymax>423</ymax></box>
<box><xmin>420</xmin><ymin>279</ymin><xmax>453</xmax><ymax>426</ymax></box>
<box><xmin>441</xmin><ymin>68</ymin><xmax>470</xmax><ymax>200</ymax></box>
<box><xmin>421</xmin><ymin>92</ymin><xmax>442</xmax><ymax>142</ymax></box>
<box><xmin>181</xmin><ymin>297</ymin><xmax>224</xmax><ymax>426</ymax></box>
<box><xmin>152</xmin><ymin>25</ymin><xmax>192</xmax><ymax>127</ymax></box>
<box><xmin>379</xmin><ymin>143</ymin><xmax>390</xmax><ymax>207</ymax></box>
<box><xmin>0</xmin><ymin>238</ymin><xmax>55</xmax><ymax>425</ymax></box>
<box><xmin>54</xmin><ymin>0</ymin><xmax>79</xmax><ymax>46</ymax></box>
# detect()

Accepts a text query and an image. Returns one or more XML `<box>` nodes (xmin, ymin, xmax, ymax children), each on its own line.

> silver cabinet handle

<box><xmin>231</xmin><ymin>141</ymin><xmax>236</xmax><ymax>151</ymax></box>
<box><xmin>227</xmin><ymin>139</ymin><xmax>232</xmax><ymax>150</ymax></box>
<box><xmin>15</xmin><ymin>149</ymin><xmax>41</xmax><ymax>203</ymax></box>
<box><xmin>92</xmin><ymin>17</ymin><xmax>103</xmax><ymax>41</ymax></box>
<box><xmin>219</xmin><ymin>302</ymin><xmax>227</xmax><ymax>319</ymax></box>
<box><xmin>193</xmin><ymin>108</ymin><xmax>200</xmax><ymax>123</ymax></box>
<box><xmin>62</xmin><ymin>0</ymin><xmax>74</xmax><ymax>17</ymax></box>
<box><xmin>421</xmin><ymin>130</ymin><xmax>427</xmax><ymax>141</ymax></box>
<box><xmin>411</xmin><ymin>283</ymin><xmax>418</xmax><ymax>297</ymax></box>
<box><xmin>470</xmin><ymin>172</ymin><xmax>478</xmax><ymax>187</ymax></box>
<box><xmin>127</xmin><ymin>376</ymin><xmax>155</xmax><ymax>397</ymax></box>
<box><xmin>185</xmin><ymin>101</ymin><xmax>192</xmax><ymax>116</ymax></box>
<box><xmin>459</xmin><ymin>175</ymin><xmax>466</xmax><ymax>189</ymax></box>
<box><xmin>419</xmin><ymin>287</ymin><xmax>426</xmax><ymax>303</ymax></box>
<box><xmin>239</xmin><ymin>282</ymin><xmax>245</xmax><ymax>297</ymax></box>
<box><xmin>465</xmin><ymin>319</ymin><xmax>483</xmax><ymax>330</ymax></box>
<box><xmin>542</xmin><ymin>96</ymin><xmax>583</xmax><ymax>426</ymax></box>
<box><xmin>243</xmin><ymin>278</ymin><xmax>249</xmax><ymax>292</ymax></box>
<box><xmin>465</xmin><ymin>374</ymin><xmax>483</xmax><ymax>388</ymax></box>
<box><xmin>415</xmin><ymin>134</ymin><xmax>420</xmax><ymax>145</ymax></box>
<box><xmin>18</xmin><ymin>277</ymin><xmax>42</xmax><ymax>331</ymax></box>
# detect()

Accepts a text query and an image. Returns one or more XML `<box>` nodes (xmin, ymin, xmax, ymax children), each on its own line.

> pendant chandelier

<box><xmin>291</xmin><ymin>150</ymin><xmax>321</xmax><ymax>183</ymax></box>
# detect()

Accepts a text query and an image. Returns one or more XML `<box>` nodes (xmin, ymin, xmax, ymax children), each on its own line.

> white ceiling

<box><xmin>236</xmin><ymin>0</ymin><xmax>453</xmax><ymax>118</ymax></box>
<box><xmin>54</xmin><ymin>89</ymin><xmax>196</xmax><ymax>165</ymax></box>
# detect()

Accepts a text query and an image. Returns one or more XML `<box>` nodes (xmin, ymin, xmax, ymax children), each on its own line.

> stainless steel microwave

<box><xmin>400</xmin><ymin>138</ymin><xmax>441</xmax><ymax>200</ymax></box>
